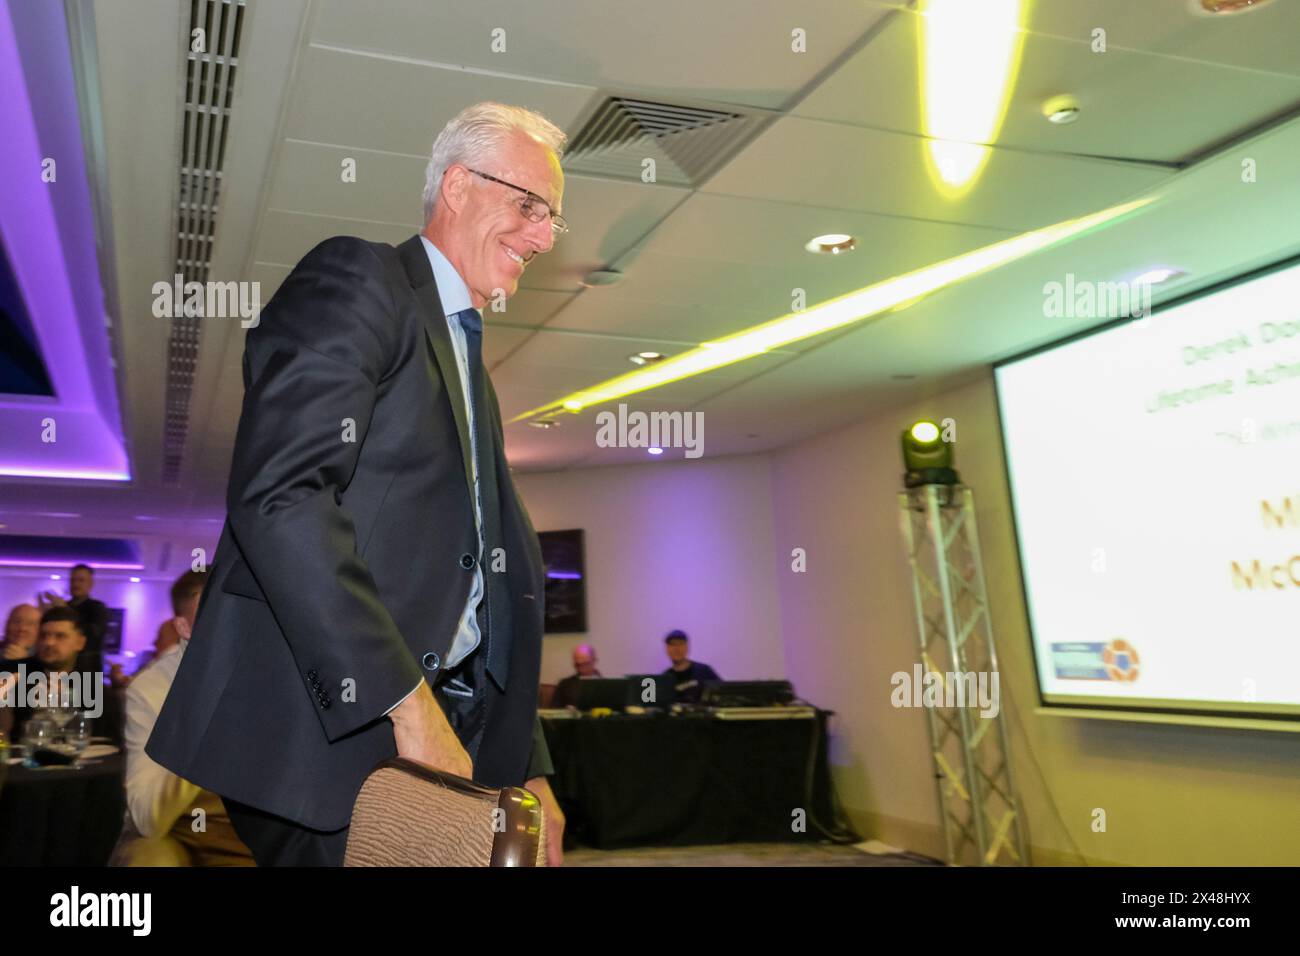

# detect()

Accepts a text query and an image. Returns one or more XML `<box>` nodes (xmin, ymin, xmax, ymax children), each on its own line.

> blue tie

<box><xmin>454</xmin><ymin>308</ymin><xmax>506</xmax><ymax>684</ymax></box>
<box><xmin>456</xmin><ymin>306</ymin><xmax>483</xmax><ymax>338</ymax></box>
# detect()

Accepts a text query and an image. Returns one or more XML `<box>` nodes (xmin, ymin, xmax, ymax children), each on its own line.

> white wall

<box><xmin>516</xmin><ymin>454</ymin><xmax>786</xmax><ymax>687</ymax></box>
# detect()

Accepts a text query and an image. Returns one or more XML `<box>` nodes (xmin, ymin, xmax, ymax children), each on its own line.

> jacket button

<box><xmin>422</xmin><ymin>652</ymin><xmax>441</xmax><ymax>672</ymax></box>
<box><xmin>459</xmin><ymin>553</ymin><xmax>475</xmax><ymax>570</ymax></box>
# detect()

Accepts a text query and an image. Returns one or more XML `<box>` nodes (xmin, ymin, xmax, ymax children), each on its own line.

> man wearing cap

<box><xmin>661</xmin><ymin>629</ymin><xmax>721</xmax><ymax>704</ymax></box>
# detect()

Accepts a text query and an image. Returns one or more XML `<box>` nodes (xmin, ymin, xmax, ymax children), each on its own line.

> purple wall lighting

<box><xmin>0</xmin><ymin>0</ymin><xmax>130</xmax><ymax>481</ymax></box>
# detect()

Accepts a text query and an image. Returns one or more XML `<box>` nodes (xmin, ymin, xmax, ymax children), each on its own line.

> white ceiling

<box><xmin>5</xmin><ymin>0</ymin><xmax>1300</xmax><ymax>579</ymax></box>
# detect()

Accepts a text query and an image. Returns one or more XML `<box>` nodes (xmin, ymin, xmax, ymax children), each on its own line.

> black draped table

<box><xmin>541</xmin><ymin>710</ymin><xmax>842</xmax><ymax>849</ymax></box>
<box><xmin>0</xmin><ymin>754</ymin><xmax>125</xmax><ymax>866</ymax></box>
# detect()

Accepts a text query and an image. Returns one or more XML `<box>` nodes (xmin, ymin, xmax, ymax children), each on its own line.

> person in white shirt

<box><xmin>110</xmin><ymin>571</ymin><xmax>252</xmax><ymax>866</ymax></box>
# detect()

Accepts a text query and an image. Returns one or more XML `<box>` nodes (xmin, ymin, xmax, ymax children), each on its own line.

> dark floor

<box><xmin>563</xmin><ymin>840</ymin><xmax>944</xmax><ymax>867</ymax></box>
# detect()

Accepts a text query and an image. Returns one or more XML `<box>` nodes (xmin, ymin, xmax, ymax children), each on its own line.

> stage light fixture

<box><xmin>901</xmin><ymin>419</ymin><xmax>960</xmax><ymax>487</ymax></box>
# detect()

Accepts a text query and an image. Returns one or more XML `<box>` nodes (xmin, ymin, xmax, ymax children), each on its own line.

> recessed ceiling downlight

<box><xmin>1193</xmin><ymin>0</ymin><xmax>1274</xmax><ymax>15</ymax></box>
<box><xmin>581</xmin><ymin>269</ymin><xmax>624</xmax><ymax>287</ymax></box>
<box><xmin>805</xmin><ymin>234</ymin><xmax>857</xmax><ymax>255</ymax></box>
<box><xmin>628</xmin><ymin>351</ymin><xmax>667</xmax><ymax>366</ymax></box>
<box><xmin>1042</xmin><ymin>94</ymin><xmax>1080</xmax><ymax>125</ymax></box>
<box><xmin>1133</xmin><ymin>267</ymin><xmax>1187</xmax><ymax>286</ymax></box>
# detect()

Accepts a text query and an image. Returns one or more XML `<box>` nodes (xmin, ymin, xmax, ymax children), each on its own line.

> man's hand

<box><xmin>389</xmin><ymin>682</ymin><xmax>472</xmax><ymax>779</ymax></box>
<box><xmin>37</xmin><ymin>591</ymin><xmax>65</xmax><ymax>609</ymax></box>
<box><xmin>526</xmin><ymin>775</ymin><xmax>565</xmax><ymax>867</ymax></box>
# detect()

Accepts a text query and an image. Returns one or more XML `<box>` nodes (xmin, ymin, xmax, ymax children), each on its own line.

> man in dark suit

<box><xmin>148</xmin><ymin>102</ymin><xmax>569</xmax><ymax>866</ymax></box>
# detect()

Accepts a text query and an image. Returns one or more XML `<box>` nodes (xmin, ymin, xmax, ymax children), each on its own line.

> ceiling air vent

<box><xmin>164</xmin><ymin>0</ymin><xmax>245</xmax><ymax>485</ymax></box>
<box><xmin>563</xmin><ymin>95</ymin><xmax>768</xmax><ymax>187</ymax></box>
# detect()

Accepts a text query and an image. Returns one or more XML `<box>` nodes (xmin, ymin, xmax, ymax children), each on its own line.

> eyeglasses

<box><xmin>462</xmin><ymin>167</ymin><xmax>568</xmax><ymax>237</ymax></box>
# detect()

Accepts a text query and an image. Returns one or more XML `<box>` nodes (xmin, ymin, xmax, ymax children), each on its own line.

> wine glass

<box><xmin>46</xmin><ymin>701</ymin><xmax>78</xmax><ymax>748</ymax></box>
<box><xmin>69</xmin><ymin>713</ymin><xmax>92</xmax><ymax>757</ymax></box>
<box><xmin>20</xmin><ymin>717</ymin><xmax>55</xmax><ymax>764</ymax></box>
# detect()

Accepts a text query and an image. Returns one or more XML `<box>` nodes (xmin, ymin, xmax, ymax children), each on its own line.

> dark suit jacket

<box><xmin>69</xmin><ymin>597</ymin><xmax>108</xmax><ymax>653</ymax></box>
<box><xmin>147</xmin><ymin>235</ymin><xmax>548</xmax><ymax>831</ymax></box>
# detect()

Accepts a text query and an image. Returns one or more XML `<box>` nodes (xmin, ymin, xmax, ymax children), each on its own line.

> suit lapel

<box><xmin>397</xmin><ymin>235</ymin><xmax>475</xmax><ymax>506</ymax></box>
<box><xmin>398</xmin><ymin>235</ymin><xmax>536</xmax><ymax>692</ymax></box>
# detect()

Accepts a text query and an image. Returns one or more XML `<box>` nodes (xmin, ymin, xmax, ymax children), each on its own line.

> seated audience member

<box><xmin>0</xmin><ymin>606</ymin><xmax>123</xmax><ymax>744</ymax></box>
<box><xmin>122</xmin><ymin>613</ymin><xmax>186</xmax><ymax>681</ymax></box>
<box><xmin>39</xmin><ymin>564</ymin><xmax>109</xmax><ymax>675</ymax></box>
<box><xmin>551</xmin><ymin>644</ymin><xmax>602</xmax><ymax>708</ymax></box>
<box><xmin>661</xmin><ymin>629</ymin><xmax>721</xmax><ymax>704</ymax></box>
<box><xmin>1</xmin><ymin>603</ymin><xmax>40</xmax><ymax>664</ymax></box>
<box><xmin>110</xmin><ymin>570</ymin><xmax>252</xmax><ymax>866</ymax></box>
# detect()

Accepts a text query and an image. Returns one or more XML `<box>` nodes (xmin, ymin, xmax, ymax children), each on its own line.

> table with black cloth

<box><xmin>0</xmin><ymin>754</ymin><xmax>125</xmax><ymax>865</ymax></box>
<box><xmin>541</xmin><ymin>710</ymin><xmax>841</xmax><ymax>848</ymax></box>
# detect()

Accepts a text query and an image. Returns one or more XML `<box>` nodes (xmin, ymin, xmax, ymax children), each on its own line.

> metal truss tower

<box><xmin>898</xmin><ymin>483</ymin><xmax>1030</xmax><ymax>866</ymax></box>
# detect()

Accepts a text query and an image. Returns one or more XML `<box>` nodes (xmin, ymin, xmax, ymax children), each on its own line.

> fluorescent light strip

<box><xmin>920</xmin><ymin>0</ymin><xmax>1027</xmax><ymax>195</ymax></box>
<box><xmin>515</xmin><ymin>197</ymin><xmax>1152</xmax><ymax>421</ymax></box>
<box><xmin>0</xmin><ymin>466</ymin><xmax>132</xmax><ymax>481</ymax></box>
<box><xmin>0</xmin><ymin>560</ymin><xmax>145</xmax><ymax>570</ymax></box>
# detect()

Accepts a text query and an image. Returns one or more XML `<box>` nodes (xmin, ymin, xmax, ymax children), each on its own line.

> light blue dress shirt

<box><xmin>420</xmin><ymin>236</ymin><xmax>486</xmax><ymax>671</ymax></box>
<box><xmin>386</xmin><ymin>237</ymin><xmax>485</xmax><ymax>714</ymax></box>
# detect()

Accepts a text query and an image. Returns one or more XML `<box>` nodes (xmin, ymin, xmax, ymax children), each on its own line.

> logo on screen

<box><xmin>1048</xmin><ymin>640</ymin><xmax>1141</xmax><ymax>682</ymax></box>
<box><xmin>1102</xmin><ymin>639</ymin><xmax>1140</xmax><ymax>682</ymax></box>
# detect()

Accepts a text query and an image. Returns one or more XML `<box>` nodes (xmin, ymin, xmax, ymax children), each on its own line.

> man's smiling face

<box><xmin>448</xmin><ymin>130</ymin><xmax>564</xmax><ymax>308</ymax></box>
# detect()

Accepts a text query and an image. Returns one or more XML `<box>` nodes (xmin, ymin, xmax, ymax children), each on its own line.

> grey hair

<box><xmin>421</xmin><ymin>102</ymin><xmax>567</xmax><ymax>224</ymax></box>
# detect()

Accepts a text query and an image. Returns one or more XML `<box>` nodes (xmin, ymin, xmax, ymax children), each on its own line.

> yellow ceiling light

<box><xmin>920</xmin><ymin>0</ymin><xmax>1028</xmax><ymax>197</ymax></box>
<box><xmin>511</xmin><ymin>197</ymin><xmax>1151</xmax><ymax>422</ymax></box>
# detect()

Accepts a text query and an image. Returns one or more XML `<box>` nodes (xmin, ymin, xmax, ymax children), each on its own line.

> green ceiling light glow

<box><xmin>920</xmin><ymin>0</ymin><xmax>1028</xmax><ymax>198</ymax></box>
<box><xmin>512</xmin><ymin>197</ymin><xmax>1151</xmax><ymax>422</ymax></box>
